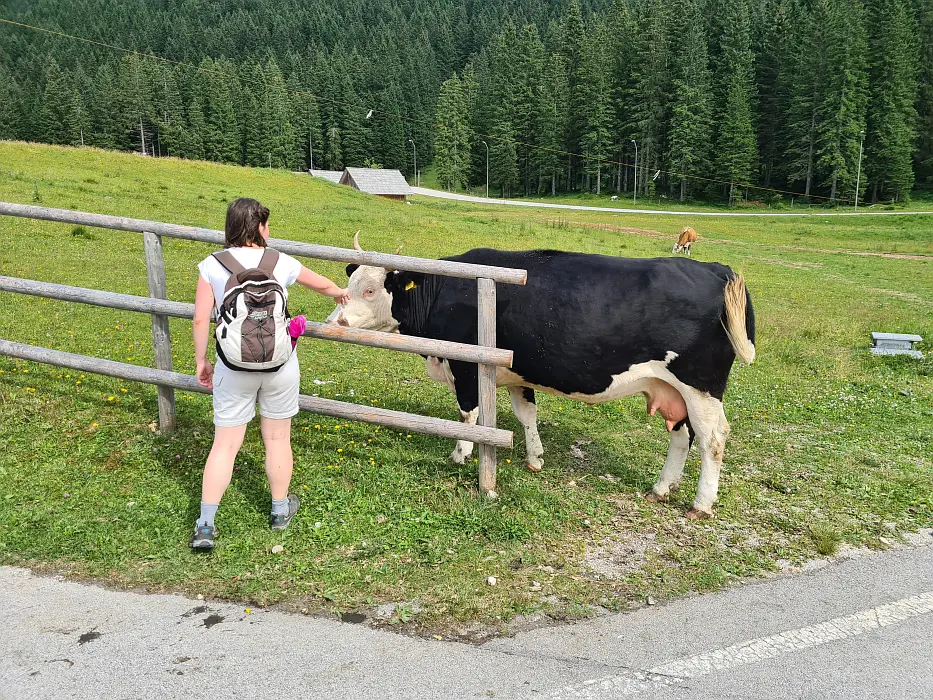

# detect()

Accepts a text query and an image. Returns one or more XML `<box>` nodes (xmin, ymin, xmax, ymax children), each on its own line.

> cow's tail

<box><xmin>722</xmin><ymin>274</ymin><xmax>756</xmax><ymax>365</ymax></box>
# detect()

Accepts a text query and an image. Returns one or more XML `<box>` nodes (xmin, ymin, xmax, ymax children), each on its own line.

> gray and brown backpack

<box><xmin>212</xmin><ymin>249</ymin><xmax>292</xmax><ymax>372</ymax></box>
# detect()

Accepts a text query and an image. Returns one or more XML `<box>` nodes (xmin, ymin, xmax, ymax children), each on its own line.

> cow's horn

<box><xmin>353</xmin><ymin>230</ymin><xmax>363</xmax><ymax>252</ymax></box>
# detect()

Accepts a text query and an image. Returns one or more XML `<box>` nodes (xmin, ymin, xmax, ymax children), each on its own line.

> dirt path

<box><xmin>547</xmin><ymin>219</ymin><xmax>933</xmax><ymax>261</ymax></box>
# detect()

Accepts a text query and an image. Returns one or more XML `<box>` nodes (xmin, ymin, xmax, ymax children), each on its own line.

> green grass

<box><xmin>1</xmin><ymin>142</ymin><xmax>931</xmax><ymax>636</ymax></box>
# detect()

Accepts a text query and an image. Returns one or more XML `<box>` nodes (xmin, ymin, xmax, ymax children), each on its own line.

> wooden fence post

<box><xmin>143</xmin><ymin>231</ymin><xmax>176</xmax><ymax>432</ymax></box>
<box><xmin>477</xmin><ymin>277</ymin><xmax>497</xmax><ymax>498</ymax></box>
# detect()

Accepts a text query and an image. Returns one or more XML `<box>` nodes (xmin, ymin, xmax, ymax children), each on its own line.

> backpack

<box><xmin>212</xmin><ymin>248</ymin><xmax>292</xmax><ymax>372</ymax></box>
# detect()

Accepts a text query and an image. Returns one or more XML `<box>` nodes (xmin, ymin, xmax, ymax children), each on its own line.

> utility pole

<box><xmin>309</xmin><ymin>128</ymin><xmax>314</xmax><ymax>170</ymax></box>
<box><xmin>854</xmin><ymin>129</ymin><xmax>865</xmax><ymax>211</ymax></box>
<box><xmin>140</xmin><ymin>117</ymin><xmax>147</xmax><ymax>156</ymax></box>
<box><xmin>482</xmin><ymin>140</ymin><xmax>489</xmax><ymax>198</ymax></box>
<box><xmin>268</xmin><ymin>152</ymin><xmax>272</xmax><ymax>169</ymax></box>
<box><xmin>631</xmin><ymin>139</ymin><xmax>638</xmax><ymax>205</ymax></box>
<box><xmin>408</xmin><ymin>139</ymin><xmax>417</xmax><ymax>186</ymax></box>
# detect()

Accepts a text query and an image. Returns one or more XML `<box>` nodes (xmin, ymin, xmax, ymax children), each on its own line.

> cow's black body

<box><xmin>384</xmin><ymin>249</ymin><xmax>755</xmax><ymax>412</ymax></box>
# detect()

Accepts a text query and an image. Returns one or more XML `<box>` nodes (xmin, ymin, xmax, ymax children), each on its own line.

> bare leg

<box><xmin>508</xmin><ymin>386</ymin><xmax>544</xmax><ymax>472</ymax></box>
<box><xmin>647</xmin><ymin>420</ymin><xmax>691</xmax><ymax>502</ymax></box>
<box><xmin>260</xmin><ymin>416</ymin><xmax>293</xmax><ymax>500</ymax></box>
<box><xmin>201</xmin><ymin>424</ymin><xmax>248</xmax><ymax>504</ymax></box>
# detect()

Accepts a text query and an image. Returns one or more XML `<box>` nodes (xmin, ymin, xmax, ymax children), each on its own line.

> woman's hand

<box><xmin>196</xmin><ymin>360</ymin><xmax>214</xmax><ymax>389</ymax></box>
<box><xmin>336</xmin><ymin>289</ymin><xmax>350</xmax><ymax>305</ymax></box>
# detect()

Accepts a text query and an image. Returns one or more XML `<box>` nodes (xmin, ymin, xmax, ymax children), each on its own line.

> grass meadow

<box><xmin>1</xmin><ymin>142</ymin><xmax>931</xmax><ymax>637</ymax></box>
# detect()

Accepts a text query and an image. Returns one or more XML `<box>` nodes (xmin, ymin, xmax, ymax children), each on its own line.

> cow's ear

<box><xmin>385</xmin><ymin>270</ymin><xmax>425</xmax><ymax>293</ymax></box>
<box><xmin>345</xmin><ymin>264</ymin><xmax>359</xmax><ymax>278</ymax></box>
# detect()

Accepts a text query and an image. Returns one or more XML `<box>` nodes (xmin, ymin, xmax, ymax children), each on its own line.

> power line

<box><xmin>0</xmin><ymin>16</ymin><xmax>857</xmax><ymax>204</ymax></box>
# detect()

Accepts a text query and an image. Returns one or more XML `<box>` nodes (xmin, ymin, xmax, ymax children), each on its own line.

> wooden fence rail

<box><xmin>0</xmin><ymin>340</ymin><xmax>512</xmax><ymax>449</ymax></box>
<box><xmin>0</xmin><ymin>276</ymin><xmax>514</xmax><ymax>368</ymax></box>
<box><xmin>0</xmin><ymin>202</ymin><xmax>527</xmax><ymax>496</ymax></box>
<box><xmin>0</xmin><ymin>202</ymin><xmax>528</xmax><ymax>285</ymax></box>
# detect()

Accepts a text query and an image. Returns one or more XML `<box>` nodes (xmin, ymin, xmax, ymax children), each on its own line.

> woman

<box><xmin>189</xmin><ymin>197</ymin><xmax>349</xmax><ymax>551</ymax></box>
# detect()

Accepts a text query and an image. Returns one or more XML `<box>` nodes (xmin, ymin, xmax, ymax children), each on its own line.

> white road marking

<box><xmin>551</xmin><ymin>591</ymin><xmax>933</xmax><ymax>698</ymax></box>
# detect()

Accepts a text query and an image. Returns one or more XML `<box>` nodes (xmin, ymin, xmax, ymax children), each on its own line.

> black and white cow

<box><xmin>329</xmin><ymin>237</ymin><xmax>756</xmax><ymax>518</ymax></box>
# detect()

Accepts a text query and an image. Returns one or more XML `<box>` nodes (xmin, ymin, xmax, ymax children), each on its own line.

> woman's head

<box><xmin>224</xmin><ymin>198</ymin><xmax>270</xmax><ymax>248</ymax></box>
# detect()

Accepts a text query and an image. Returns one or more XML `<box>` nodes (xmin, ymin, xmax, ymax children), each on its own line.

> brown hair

<box><xmin>224</xmin><ymin>198</ymin><xmax>269</xmax><ymax>248</ymax></box>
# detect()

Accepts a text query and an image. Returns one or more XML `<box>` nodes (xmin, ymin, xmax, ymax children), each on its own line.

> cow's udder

<box><xmin>643</xmin><ymin>379</ymin><xmax>688</xmax><ymax>431</ymax></box>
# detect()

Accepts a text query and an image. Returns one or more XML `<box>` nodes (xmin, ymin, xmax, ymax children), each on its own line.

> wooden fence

<box><xmin>0</xmin><ymin>202</ymin><xmax>527</xmax><ymax>497</ymax></box>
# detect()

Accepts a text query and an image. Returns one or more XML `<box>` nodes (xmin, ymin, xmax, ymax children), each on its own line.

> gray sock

<box><xmin>271</xmin><ymin>497</ymin><xmax>289</xmax><ymax>517</ymax></box>
<box><xmin>196</xmin><ymin>503</ymin><xmax>219</xmax><ymax>528</ymax></box>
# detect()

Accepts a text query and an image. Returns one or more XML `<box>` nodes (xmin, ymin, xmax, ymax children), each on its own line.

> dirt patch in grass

<box><xmin>584</xmin><ymin>531</ymin><xmax>663</xmax><ymax>579</ymax></box>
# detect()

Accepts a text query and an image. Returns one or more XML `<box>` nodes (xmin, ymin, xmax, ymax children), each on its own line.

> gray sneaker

<box><xmin>270</xmin><ymin>494</ymin><xmax>300</xmax><ymax>531</ymax></box>
<box><xmin>190</xmin><ymin>524</ymin><xmax>216</xmax><ymax>551</ymax></box>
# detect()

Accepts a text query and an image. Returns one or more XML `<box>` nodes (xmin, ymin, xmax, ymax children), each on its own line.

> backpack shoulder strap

<box><xmin>256</xmin><ymin>248</ymin><xmax>280</xmax><ymax>277</ymax></box>
<box><xmin>212</xmin><ymin>250</ymin><xmax>247</xmax><ymax>276</ymax></box>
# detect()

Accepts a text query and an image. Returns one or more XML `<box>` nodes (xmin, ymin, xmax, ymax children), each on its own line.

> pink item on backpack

<box><xmin>289</xmin><ymin>315</ymin><xmax>307</xmax><ymax>350</ymax></box>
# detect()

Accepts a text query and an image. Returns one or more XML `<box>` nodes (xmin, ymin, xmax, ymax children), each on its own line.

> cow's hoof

<box><xmin>525</xmin><ymin>463</ymin><xmax>542</xmax><ymax>473</ymax></box>
<box><xmin>645</xmin><ymin>491</ymin><xmax>668</xmax><ymax>503</ymax></box>
<box><xmin>685</xmin><ymin>507</ymin><xmax>713</xmax><ymax>520</ymax></box>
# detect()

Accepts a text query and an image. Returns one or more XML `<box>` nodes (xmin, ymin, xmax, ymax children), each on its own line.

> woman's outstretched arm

<box><xmin>296</xmin><ymin>266</ymin><xmax>350</xmax><ymax>305</ymax></box>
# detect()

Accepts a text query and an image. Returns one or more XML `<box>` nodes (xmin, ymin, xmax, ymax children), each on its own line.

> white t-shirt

<box><xmin>198</xmin><ymin>247</ymin><xmax>303</xmax><ymax>311</ymax></box>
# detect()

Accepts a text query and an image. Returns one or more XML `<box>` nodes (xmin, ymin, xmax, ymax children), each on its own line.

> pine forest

<box><xmin>0</xmin><ymin>0</ymin><xmax>930</xmax><ymax>204</ymax></box>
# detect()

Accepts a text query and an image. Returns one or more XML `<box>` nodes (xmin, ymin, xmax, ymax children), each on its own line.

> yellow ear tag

<box><xmin>404</xmin><ymin>280</ymin><xmax>417</xmax><ymax>291</ymax></box>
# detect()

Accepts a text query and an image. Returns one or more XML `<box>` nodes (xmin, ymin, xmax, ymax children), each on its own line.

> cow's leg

<box><xmin>508</xmin><ymin>386</ymin><xmax>544</xmax><ymax>472</ymax></box>
<box><xmin>448</xmin><ymin>361</ymin><xmax>479</xmax><ymax>465</ymax></box>
<box><xmin>451</xmin><ymin>407</ymin><xmax>479</xmax><ymax>464</ymax></box>
<box><xmin>646</xmin><ymin>418</ymin><xmax>693</xmax><ymax>502</ymax></box>
<box><xmin>682</xmin><ymin>392</ymin><xmax>729</xmax><ymax>518</ymax></box>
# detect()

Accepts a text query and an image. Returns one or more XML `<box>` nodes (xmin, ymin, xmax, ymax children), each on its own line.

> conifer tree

<box><xmin>561</xmin><ymin>0</ymin><xmax>587</xmax><ymax>189</ymax></box>
<box><xmin>0</xmin><ymin>66</ymin><xmax>21</xmax><ymax>140</ymax></box>
<box><xmin>38</xmin><ymin>59</ymin><xmax>82</xmax><ymax>145</ymax></box>
<box><xmin>372</xmin><ymin>83</ymin><xmax>408</xmax><ymax>172</ymax></box>
<box><xmin>608</xmin><ymin>0</ymin><xmax>637</xmax><ymax>193</ymax></box>
<box><xmin>917</xmin><ymin>0</ymin><xmax>933</xmax><ymax>183</ymax></box>
<box><xmin>262</xmin><ymin>57</ymin><xmax>299</xmax><ymax>168</ymax></box>
<box><xmin>865</xmin><ymin>0</ymin><xmax>919</xmax><ymax>201</ymax></box>
<box><xmin>667</xmin><ymin>0</ymin><xmax>713</xmax><ymax>200</ymax></box>
<box><xmin>203</xmin><ymin>58</ymin><xmax>242</xmax><ymax>163</ymax></box>
<box><xmin>815</xmin><ymin>0</ymin><xmax>868</xmax><ymax>201</ymax></box>
<box><xmin>434</xmin><ymin>74</ymin><xmax>470</xmax><ymax>191</ymax></box>
<box><xmin>186</xmin><ymin>92</ymin><xmax>207</xmax><ymax>161</ymax></box>
<box><xmin>515</xmin><ymin>25</ymin><xmax>544</xmax><ymax>194</ymax></box>
<box><xmin>287</xmin><ymin>69</ymin><xmax>322</xmax><ymax>170</ymax></box>
<box><xmin>242</xmin><ymin>61</ymin><xmax>268</xmax><ymax>167</ymax></box>
<box><xmin>535</xmin><ymin>52</ymin><xmax>569</xmax><ymax>195</ymax></box>
<box><xmin>157</xmin><ymin>67</ymin><xmax>188</xmax><ymax>158</ymax></box>
<box><xmin>324</xmin><ymin>123</ymin><xmax>343</xmax><ymax>170</ymax></box>
<box><xmin>631</xmin><ymin>0</ymin><xmax>669</xmax><ymax>197</ymax></box>
<box><xmin>578</xmin><ymin>20</ymin><xmax>614</xmax><ymax>194</ymax></box>
<box><xmin>711</xmin><ymin>0</ymin><xmax>759</xmax><ymax>202</ymax></box>
<box><xmin>87</xmin><ymin>64</ymin><xmax>124</xmax><ymax>151</ymax></box>
<box><xmin>782</xmin><ymin>1</ymin><xmax>824</xmax><ymax>197</ymax></box>
<box><xmin>754</xmin><ymin>0</ymin><xmax>791</xmax><ymax>189</ymax></box>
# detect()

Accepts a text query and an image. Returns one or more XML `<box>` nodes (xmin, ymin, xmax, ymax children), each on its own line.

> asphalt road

<box><xmin>2</xmin><ymin>532</ymin><xmax>932</xmax><ymax>700</ymax></box>
<box><xmin>411</xmin><ymin>186</ymin><xmax>933</xmax><ymax>218</ymax></box>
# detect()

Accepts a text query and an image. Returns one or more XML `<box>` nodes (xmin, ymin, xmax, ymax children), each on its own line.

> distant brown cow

<box><xmin>673</xmin><ymin>226</ymin><xmax>698</xmax><ymax>255</ymax></box>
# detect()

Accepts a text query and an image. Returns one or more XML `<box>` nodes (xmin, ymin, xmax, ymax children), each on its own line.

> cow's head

<box><xmin>326</xmin><ymin>233</ymin><xmax>410</xmax><ymax>333</ymax></box>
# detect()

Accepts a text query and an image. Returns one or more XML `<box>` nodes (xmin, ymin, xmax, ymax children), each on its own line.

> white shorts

<box><xmin>212</xmin><ymin>353</ymin><xmax>300</xmax><ymax>427</ymax></box>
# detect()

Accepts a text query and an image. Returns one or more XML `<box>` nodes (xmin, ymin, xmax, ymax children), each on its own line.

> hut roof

<box><xmin>339</xmin><ymin>168</ymin><xmax>412</xmax><ymax>196</ymax></box>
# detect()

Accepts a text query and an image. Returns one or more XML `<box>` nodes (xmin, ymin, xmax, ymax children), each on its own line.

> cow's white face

<box><xmin>327</xmin><ymin>264</ymin><xmax>398</xmax><ymax>332</ymax></box>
